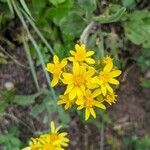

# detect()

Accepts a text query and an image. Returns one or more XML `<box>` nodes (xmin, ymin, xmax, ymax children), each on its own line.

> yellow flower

<box><xmin>48</xmin><ymin>121</ymin><xmax>69</xmax><ymax>148</ymax></box>
<box><xmin>68</xmin><ymin>44</ymin><xmax>95</xmax><ymax>64</ymax></box>
<box><xmin>57</xmin><ymin>94</ymin><xmax>74</xmax><ymax>110</ymax></box>
<box><xmin>97</xmin><ymin>62</ymin><xmax>122</xmax><ymax>96</ymax></box>
<box><xmin>62</xmin><ymin>62</ymin><xmax>95</xmax><ymax>100</ymax></box>
<box><xmin>102</xmin><ymin>56</ymin><xmax>113</xmax><ymax>64</ymax></box>
<box><xmin>76</xmin><ymin>89</ymin><xmax>106</xmax><ymax>120</ymax></box>
<box><xmin>105</xmin><ymin>92</ymin><xmax>117</xmax><ymax>105</ymax></box>
<box><xmin>22</xmin><ymin>121</ymin><xmax>69</xmax><ymax>150</ymax></box>
<box><xmin>46</xmin><ymin>55</ymin><xmax>67</xmax><ymax>87</ymax></box>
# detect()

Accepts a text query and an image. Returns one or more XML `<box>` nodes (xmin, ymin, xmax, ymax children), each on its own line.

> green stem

<box><xmin>23</xmin><ymin>38</ymin><xmax>40</xmax><ymax>91</ymax></box>
<box><xmin>22</xmin><ymin>9</ymin><xmax>55</xmax><ymax>55</ymax></box>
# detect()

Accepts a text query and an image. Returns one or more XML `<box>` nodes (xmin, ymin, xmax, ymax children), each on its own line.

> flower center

<box><xmin>75</xmin><ymin>53</ymin><xmax>86</xmax><ymax>62</ymax></box>
<box><xmin>100</xmin><ymin>71</ymin><xmax>110</xmax><ymax>83</ymax></box>
<box><xmin>43</xmin><ymin>144</ymin><xmax>54</xmax><ymax>150</ymax></box>
<box><xmin>85</xmin><ymin>98</ymin><xmax>94</xmax><ymax>108</ymax></box>
<box><xmin>50</xmin><ymin>133</ymin><xmax>59</xmax><ymax>142</ymax></box>
<box><xmin>73</xmin><ymin>74</ymin><xmax>85</xmax><ymax>86</ymax></box>
<box><xmin>53</xmin><ymin>64</ymin><xmax>62</xmax><ymax>75</ymax></box>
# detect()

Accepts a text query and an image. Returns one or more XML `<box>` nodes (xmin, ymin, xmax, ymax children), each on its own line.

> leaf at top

<box><xmin>121</xmin><ymin>0</ymin><xmax>136</xmax><ymax>9</ymax></box>
<box><xmin>46</xmin><ymin>0</ymin><xmax>73</xmax><ymax>25</ymax></box>
<box><xmin>93</xmin><ymin>6</ymin><xmax>126</xmax><ymax>23</ymax></box>
<box><xmin>77</xmin><ymin>0</ymin><xmax>97</xmax><ymax>14</ymax></box>
<box><xmin>49</xmin><ymin>0</ymin><xmax>66</xmax><ymax>6</ymax></box>
<box><xmin>13</xmin><ymin>93</ymin><xmax>41</xmax><ymax>106</ymax></box>
<box><xmin>46</xmin><ymin>6</ymin><xmax>69</xmax><ymax>25</ymax></box>
<box><xmin>124</xmin><ymin>10</ymin><xmax>150</xmax><ymax>48</ymax></box>
<box><xmin>59</xmin><ymin>12</ymin><xmax>86</xmax><ymax>37</ymax></box>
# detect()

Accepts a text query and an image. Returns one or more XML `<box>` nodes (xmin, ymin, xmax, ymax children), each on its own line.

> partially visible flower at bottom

<box><xmin>22</xmin><ymin>121</ymin><xmax>69</xmax><ymax>150</ymax></box>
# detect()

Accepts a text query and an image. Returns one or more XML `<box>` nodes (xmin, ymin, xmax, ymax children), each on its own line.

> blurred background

<box><xmin>0</xmin><ymin>0</ymin><xmax>150</xmax><ymax>149</ymax></box>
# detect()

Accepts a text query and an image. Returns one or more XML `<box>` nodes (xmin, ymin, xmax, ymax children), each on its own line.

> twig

<box><xmin>0</xmin><ymin>45</ymin><xmax>29</xmax><ymax>69</ymax></box>
<box><xmin>23</xmin><ymin>36</ymin><xmax>40</xmax><ymax>91</ymax></box>
<box><xmin>80</xmin><ymin>21</ymin><xmax>96</xmax><ymax>45</ymax></box>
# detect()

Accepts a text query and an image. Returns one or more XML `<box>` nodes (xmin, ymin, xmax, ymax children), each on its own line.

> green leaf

<box><xmin>60</xmin><ymin>12</ymin><xmax>86</xmax><ymax>37</ymax></box>
<box><xmin>49</xmin><ymin>0</ymin><xmax>66</xmax><ymax>6</ymax></box>
<box><xmin>77</xmin><ymin>0</ymin><xmax>97</xmax><ymax>15</ymax></box>
<box><xmin>124</xmin><ymin>10</ymin><xmax>150</xmax><ymax>48</ymax></box>
<box><xmin>93</xmin><ymin>6</ymin><xmax>126</xmax><ymax>23</ymax></box>
<box><xmin>136</xmin><ymin>136</ymin><xmax>150</xmax><ymax>150</ymax></box>
<box><xmin>59</xmin><ymin>108</ymin><xmax>70</xmax><ymax>125</ymax></box>
<box><xmin>0</xmin><ymin>89</ymin><xmax>15</xmax><ymax>114</ymax></box>
<box><xmin>13</xmin><ymin>93</ymin><xmax>41</xmax><ymax>106</ymax></box>
<box><xmin>46</xmin><ymin>0</ymin><xmax>73</xmax><ymax>25</ymax></box>
<box><xmin>31</xmin><ymin>95</ymin><xmax>51</xmax><ymax>117</ymax></box>
<box><xmin>121</xmin><ymin>0</ymin><xmax>136</xmax><ymax>9</ymax></box>
<box><xmin>141</xmin><ymin>80</ymin><xmax>150</xmax><ymax>88</ymax></box>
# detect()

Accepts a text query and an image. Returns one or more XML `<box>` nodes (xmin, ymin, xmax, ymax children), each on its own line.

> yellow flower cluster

<box><xmin>46</xmin><ymin>44</ymin><xmax>122</xmax><ymax>120</ymax></box>
<box><xmin>22</xmin><ymin>121</ymin><xmax>69</xmax><ymax>150</ymax></box>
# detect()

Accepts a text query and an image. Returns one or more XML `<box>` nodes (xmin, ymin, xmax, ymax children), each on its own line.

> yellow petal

<box><xmin>86</xmin><ymin>51</ymin><xmax>95</xmax><ymax>57</ymax></box>
<box><xmin>75</xmin><ymin>44</ymin><xmax>80</xmax><ymax>51</ymax></box>
<box><xmin>61</xmin><ymin>142</ymin><xmax>69</xmax><ymax>147</ymax></box>
<box><xmin>70</xmin><ymin>50</ymin><xmax>75</xmax><ymax>56</ymax></box>
<box><xmin>86</xmin><ymin>67</ymin><xmax>95</xmax><ymax>77</ymax></box>
<box><xmin>76</xmin><ymin>87</ymin><xmax>83</xmax><ymax>98</ymax></box>
<box><xmin>55</xmin><ymin>125</ymin><xmax>62</xmax><ymax>132</ymax></box>
<box><xmin>103</xmin><ymin>62</ymin><xmax>113</xmax><ymax>72</ymax></box>
<box><xmin>53</xmin><ymin>55</ymin><xmax>59</xmax><ymax>64</ymax></box>
<box><xmin>105</xmin><ymin>83</ymin><xmax>113</xmax><ymax>93</ymax></box>
<box><xmin>80</xmin><ymin>85</ymin><xmax>85</xmax><ymax>92</ymax></box>
<box><xmin>51</xmin><ymin>76</ymin><xmax>59</xmax><ymax>87</ymax></box>
<box><xmin>22</xmin><ymin>147</ymin><xmax>31</xmax><ymax>150</ymax></box>
<box><xmin>109</xmin><ymin>78</ymin><xmax>119</xmax><ymax>85</ymax></box>
<box><xmin>69</xmin><ymin>87</ymin><xmax>77</xmax><ymax>100</ymax></box>
<box><xmin>94</xmin><ymin>101</ymin><xmax>106</xmax><ymax>109</ymax></box>
<box><xmin>101</xmin><ymin>84</ymin><xmax>107</xmax><ymax>96</ymax></box>
<box><xmin>73</xmin><ymin>62</ymin><xmax>79</xmax><ymax>74</ymax></box>
<box><xmin>61</xmin><ymin>59</ymin><xmax>67</xmax><ymax>67</ymax></box>
<box><xmin>92</xmin><ymin>88</ymin><xmax>101</xmax><ymax>98</ymax></box>
<box><xmin>50</xmin><ymin>121</ymin><xmax>55</xmax><ymax>132</ymax></box>
<box><xmin>65</xmin><ymin>104</ymin><xmax>69</xmax><ymax>110</ymax></box>
<box><xmin>68</xmin><ymin>57</ymin><xmax>75</xmax><ymax>62</ymax></box>
<box><xmin>45</xmin><ymin>63</ymin><xmax>54</xmax><ymax>73</ymax></box>
<box><xmin>77</xmin><ymin>105</ymin><xmax>84</xmax><ymax>110</ymax></box>
<box><xmin>64</xmin><ymin>84</ymin><xmax>74</xmax><ymax>94</ymax></box>
<box><xmin>89</xmin><ymin>108</ymin><xmax>96</xmax><ymax>118</ymax></box>
<box><xmin>80</xmin><ymin>44</ymin><xmax>86</xmax><ymax>53</ymax></box>
<box><xmin>110</xmin><ymin>70</ymin><xmax>122</xmax><ymax>77</ymax></box>
<box><xmin>59</xmin><ymin>132</ymin><xmax>68</xmax><ymax>137</ymax></box>
<box><xmin>85</xmin><ymin>58</ymin><xmax>95</xmax><ymax>64</ymax></box>
<box><xmin>57</xmin><ymin>100</ymin><xmax>64</xmax><ymax>105</ymax></box>
<box><xmin>62</xmin><ymin>73</ymin><xmax>73</xmax><ymax>84</ymax></box>
<box><xmin>85</xmin><ymin>108</ymin><xmax>90</xmax><ymax>120</ymax></box>
<box><xmin>76</xmin><ymin>98</ymin><xmax>84</xmax><ymax>105</ymax></box>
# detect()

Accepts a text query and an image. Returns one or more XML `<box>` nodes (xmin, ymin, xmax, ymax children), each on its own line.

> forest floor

<box><xmin>0</xmin><ymin>45</ymin><xmax>150</xmax><ymax>150</ymax></box>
